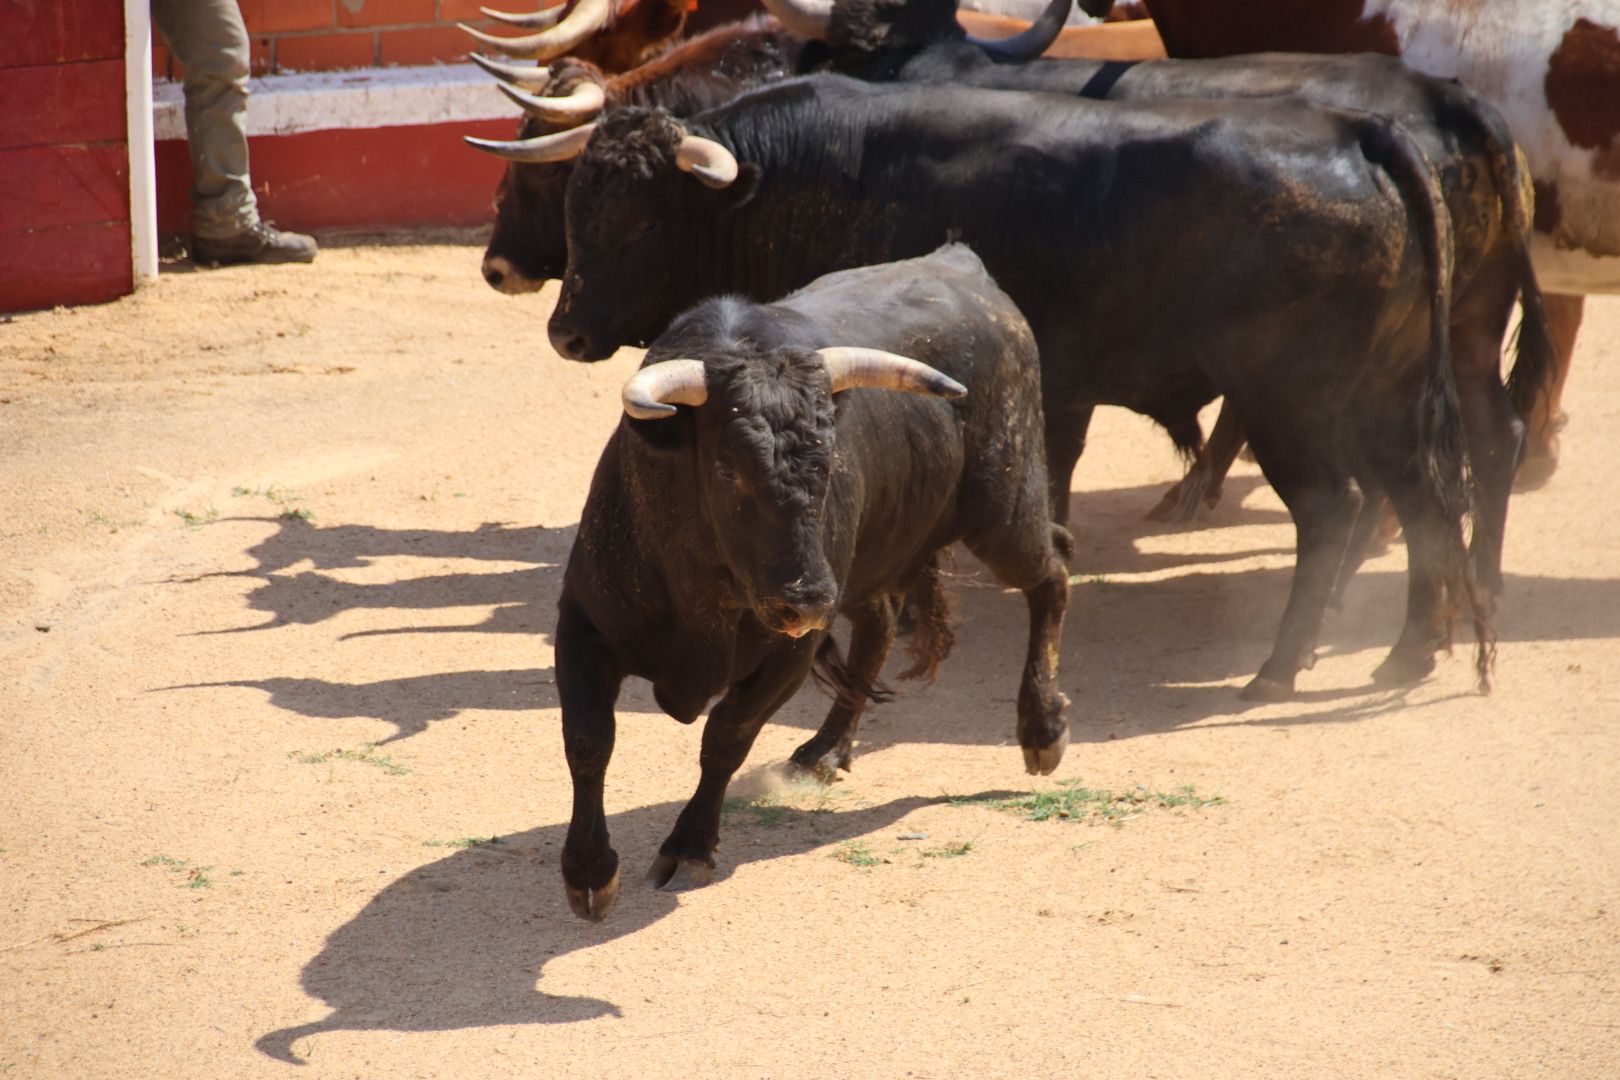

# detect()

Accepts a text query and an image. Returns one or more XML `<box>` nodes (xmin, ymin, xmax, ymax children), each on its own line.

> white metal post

<box><xmin>124</xmin><ymin>0</ymin><xmax>159</xmax><ymax>284</ymax></box>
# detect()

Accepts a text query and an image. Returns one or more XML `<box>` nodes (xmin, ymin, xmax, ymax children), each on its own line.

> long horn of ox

<box><xmin>966</xmin><ymin>0</ymin><xmax>1073</xmax><ymax>62</ymax></box>
<box><xmin>674</xmin><ymin>135</ymin><xmax>739</xmax><ymax>189</ymax></box>
<box><xmin>479</xmin><ymin>3</ymin><xmax>568</xmax><ymax>29</ymax></box>
<box><xmin>469</xmin><ymin>52</ymin><xmax>557</xmax><ymax>90</ymax></box>
<box><xmin>496</xmin><ymin>79</ymin><xmax>606</xmax><ymax>124</ymax></box>
<box><xmin>463</xmin><ymin>122</ymin><xmax>597</xmax><ymax>162</ymax></box>
<box><xmin>457</xmin><ymin>0</ymin><xmax>612</xmax><ymax>61</ymax></box>
<box><xmin>817</xmin><ymin>348</ymin><xmax>968</xmax><ymax>398</ymax></box>
<box><xmin>756</xmin><ymin>0</ymin><xmax>832</xmax><ymax>40</ymax></box>
<box><xmin>622</xmin><ymin>359</ymin><xmax>710</xmax><ymax>419</ymax></box>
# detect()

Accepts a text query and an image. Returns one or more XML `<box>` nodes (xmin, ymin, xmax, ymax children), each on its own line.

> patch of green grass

<box><xmin>832</xmin><ymin>841</ymin><xmax>884</xmax><ymax>867</ymax></box>
<box><xmin>921</xmin><ymin>840</ymin><xmax>974</xmax><ymax>859</ymax></box>
<box><xmin>287</xmin><ymin>744</ymin><xmax>409</xmax><ymax>775</ymax></box>
<box><xmin>173</xmin><ymin>506</ymin><xmax>218</xmax><ymax>527</ymax></box>
<box><xmin>423</xmin><ymin>835</ymin><xmax>504</xmax><ymax>849</ymax></box>
<box><xmin>955</xmin><ymin>782</ymin><xmax>1222</xmax><ymax>828</ymax></box>
<box><xmin>722</xmin><ymin>784</ymin><xmax>842</xmax><ymax>829</ymax></box>
<box><xmin>86</xmin><ymin>509</ymin><xmax>140</xmax><ymax>533</ymax></box>
<box><xmin>142</xmin><ymin>854</ymin><xmax>215</xmax><ymax>889</ymax></box>
<box><xmin>232</xmin><ymin>484</ymin><xmax>313</xmax><ymax>521</ymax></box>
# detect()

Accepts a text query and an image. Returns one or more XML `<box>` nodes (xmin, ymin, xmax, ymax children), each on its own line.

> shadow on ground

<box><xmin>254</xmin><ymin>791</ymin><xmax>950</xmax><ymax>1064</ymax></box>
<box><xmin>170</xmin><ymin>485</ymin><xmax>1620</xmax><ymax>750</ymax></box>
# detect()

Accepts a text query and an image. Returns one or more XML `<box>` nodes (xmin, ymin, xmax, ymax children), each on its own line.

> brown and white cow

<box><xmin>1112</xmin><ymin>0</ymin><xmax>1620</xmax><ymax>484</ymax></box>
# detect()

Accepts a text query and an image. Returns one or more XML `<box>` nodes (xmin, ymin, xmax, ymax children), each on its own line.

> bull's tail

<box><xmin>897</xmin><ymin>547</ymin><xmax>959</xmax><ymax>682</ymax></box>
<box><xmin>1433</xmin><ymin>84</ymin><xmax>1558</xmax><ymax>427</ymax></box>
<box><xmin>1352</xmin><ymin>111</ymin><xmax>1495</xmax><ymax>688</ymax></box>
<box><xmin>811</xmin><ymin>634</ymin><xmax>895</xmax><ymax>710</ymax></box>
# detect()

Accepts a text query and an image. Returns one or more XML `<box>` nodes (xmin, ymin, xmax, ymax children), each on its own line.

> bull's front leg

<box><xmin>556</xmin><ymin>598</ymin><xmax>625</xmax><ymax>921</ymax></box>
<box><xmin>648</xmin><ymin>635</ymin><xmax>821</xmax><ymax>890</ymax></box>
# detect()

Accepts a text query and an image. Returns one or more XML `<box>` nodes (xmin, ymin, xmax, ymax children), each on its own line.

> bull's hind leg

<box><xmin>965</xmin><ymin>521</ymin><xmax>1072</xmax><ymax>776</ymax></box>
<box><xmin>1360</xmin><ymin>443</ymin><xmax>1485</xmax><ymax>688</ymax></box>
<box><xmin>1147</xmin><ymin>399</ymin><xmax>1246</xmax><ymax>523</ymax></box>
<box><xmin>648</xmin><ymin>636</ymin><xmax>821</xmax><ymax>891</ymax></box>
<box><xmin>1241</xmin><ymin>424</ymin><xmax>1360</xmax><ymax>702</ymax></box>
<box><xmin>786</xmin><ymin>595</ymin><xmax>901</xmax><ymax>783</ymax></box>
<box><xmin>1044</xmin><ymin>404</ymin><xmax>1094</xmax><ymax>525</ymax></box>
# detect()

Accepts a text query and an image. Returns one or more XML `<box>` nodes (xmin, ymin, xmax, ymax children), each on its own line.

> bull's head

<box><xmin>762</xmin><ymin>0</ymin><xmax>1097</xmax><ymax>66</ymax></box>
<box><xmin>469</xmin><ymin>59</ymin><xmax>611</xmax><ymax>294</ymax></box>
<box><xmin>619</xmin><ymin>346</ymin><xmax>965</xmax><ymax>637</ymax></box>
<box><xmin>541</xmin><ymin>108</ymin><xmax>760</xmax><ymax>361</ymax></box>
<box><xmin>459</xmin><ymin>0</ymin><xmax>688</xmax><ymax>72</ymax></box>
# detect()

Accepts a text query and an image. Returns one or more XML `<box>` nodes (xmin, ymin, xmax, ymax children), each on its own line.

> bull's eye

<box><xmin>716</xmin><ymin>461</ymin><xmax>739</xmax><ymax>484</ymax></box>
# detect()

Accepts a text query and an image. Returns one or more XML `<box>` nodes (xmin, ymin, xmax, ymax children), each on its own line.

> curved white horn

<box><xmin>457</xmin><ymin>0</ymin><xmax>613</xmax><ymax>60</ymax></box>
<box><xmin>622</xmin><ymin>359</ymin><xmax>710</xmax><ymax>419</ymax></box>
<box><xmin>675</xmin><ymin>135</ymin><xmax>739</xmax><ymax>189</ymax></box>
<box><xmin>966</xmin><ymin>0</ymin><xmax>1073</xmax><ymax>62</ymax></box>
<box><xmin>470</xmin><ymin>53</ymin><xmax>557</xmax><ymax>90</ymax></box>
<box><xmin>817</xmin><ymin>348</ymin><xmax>968</xmax><ymax>398</ymax></box>
<box><xmin>496</xmin><ymin>79</ymin><xmax>606</xmax><ymax>124</ymax></box>
<box><xmin>463</xmin><ymin>122</ymin><xmax>597</xmax><ymax>162</ymax></box>
<box><xmin>479</xmin><ymin>4</ymin><xmax>568</xmax><ymax>29</ymax></box>
<box><xmin>757</xmin><ymin>0</ymin><xmax>833</xmax><ymax>39</ymax></box>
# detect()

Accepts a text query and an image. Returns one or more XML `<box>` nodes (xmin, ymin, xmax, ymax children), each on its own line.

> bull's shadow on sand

<box><xmin>173</xmin><ymin>484</ymin><xmax>1620</xmax><ymax>749</ymax></box>
<box><xmin>182</xmin><ymin>517</ymin><xmax>574</xmax><ymax>637</ymax></box>
<box><xmin>253</xmin><ymin>792</ymin><xmax>944</xmax><ymax>1064</ymax></box>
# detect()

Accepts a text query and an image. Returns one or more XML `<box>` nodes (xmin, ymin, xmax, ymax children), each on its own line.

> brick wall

<box><xmin>1</xmin><ymin>0</ymin><xmax>133</xmax><ymax>313</ymax></box>
<box><xmin>153</xmin><ymin>0</ymin><xmax>564</xmax><ymax>78</ymax></box>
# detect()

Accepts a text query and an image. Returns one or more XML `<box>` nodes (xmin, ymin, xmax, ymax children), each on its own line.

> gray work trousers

<box><xmin>150</xmin><ymin>0</ymin><xmax>260</xmax><ymax>238</ymax></box>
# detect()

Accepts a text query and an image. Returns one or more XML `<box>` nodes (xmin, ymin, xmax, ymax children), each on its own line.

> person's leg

<box><xmin>150</xmin><ymin>0</ymin><xmax>316</xmax><ymax>263</ymax></box>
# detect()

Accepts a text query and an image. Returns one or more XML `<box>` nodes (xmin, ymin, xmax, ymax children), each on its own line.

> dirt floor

<box><xmin>2</xmin><ymin>232</ymin><xmax>1617</xmax><ymax>1078</ymax></box>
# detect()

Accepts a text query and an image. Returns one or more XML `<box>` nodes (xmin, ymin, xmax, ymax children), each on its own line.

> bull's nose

<box><xmin>767</xmin><ymin>593</ymin><xmax>836</xmax><ymax>638</ymax></box>
<box><xmin>548</xmin><ymin>322</ymin><xmax>595</xmax><ymax>362</ymax></box>
<box><xmin>481</xmin><ymin>255</ymin><xmax>511</xmax><ymax>292</ymax></box>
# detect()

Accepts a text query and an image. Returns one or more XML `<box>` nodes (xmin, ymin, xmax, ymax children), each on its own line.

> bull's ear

<box><xmin>625</xmin><ymin>407</ymin><xmax>693</xmax><ymax>454</ymax></box>
<box><xmin>713</xmin><ymin>163</ymin><xmax>761</xmax><ymax>212</ymax></box>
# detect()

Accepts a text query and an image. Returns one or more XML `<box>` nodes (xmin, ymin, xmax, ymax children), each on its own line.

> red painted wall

<box><xmin>155</xmin><ymin>118</ymin><xmax>512</xmax><ymax>235</ymax></box>
<box><xmin>153</xmin><ymin>0</ymin><xmax>561</xmax><ymax>77</ymax></box>
<box><xmin>1</xmin><ymin>0</ymin><xmax>133</xmax><ymax>314</ymax></box>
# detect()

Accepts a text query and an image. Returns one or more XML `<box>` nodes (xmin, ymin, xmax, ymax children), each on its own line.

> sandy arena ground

<box><xmin>2</xmin><ymin>233</ymin><xmax>1617</xmax><ymax>1078</ymax></box>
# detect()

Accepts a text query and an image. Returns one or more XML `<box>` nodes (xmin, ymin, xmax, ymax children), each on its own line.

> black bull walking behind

<box><xmin>556</xmin><ymin>246</ymin><xmax>1073</xmax><ymax>920</ymax></box>
<box><xmin>545</xmin><ymin>75</ymin><xmax>1495</xmax><ymax>702</ymax></box>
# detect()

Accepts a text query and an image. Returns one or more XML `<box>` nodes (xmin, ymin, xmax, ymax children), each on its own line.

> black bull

<box><xmin>548</xmin><ymin>75</ymin><xmax>1495</xmax><ymax>700</ymax></box>
<box><xmin>807</xmin><ymin>0</ymin><xmax>1555</xmax><ymax>602</ymax></box>
<box><xmin>556</xmin><ymin>245</ymin><xmax>1072</xmax><ymax>919</ymax></box>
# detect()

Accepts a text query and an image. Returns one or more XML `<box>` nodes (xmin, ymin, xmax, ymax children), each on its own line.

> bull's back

<box><xmin>773</xmin><ymin>245</ymin><xmax>1045</xmax><ymax>597</ymax></box>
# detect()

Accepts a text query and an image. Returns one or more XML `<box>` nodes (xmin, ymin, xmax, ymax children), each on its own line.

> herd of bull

<box><xmin>458</xmin><ymin>0</ymin><xmax>1563</xmax><ymax>920</ymax></box>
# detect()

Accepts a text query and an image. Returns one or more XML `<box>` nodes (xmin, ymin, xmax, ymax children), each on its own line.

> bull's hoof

<box><xmin>781</xmin><ymin>756</ymin><xmax>840</xmax><ymax>785</ymax></box>
<box><xmin>1515</xmin><ymin>412</ymin><xmax>1566</xmax><ymax>492</ymax></box>
<box><xmin>1022</xmin><ymin>724</ymin><xmax>1069</xmax><ymax>776</ymax></box>
<box><xmin>1372</xmin><ymin>649</ymin><xmax>1435</xmax><ymax>687</ymax></box>
<box><xmin>1514</xmin><ymin>449</ymin><xmax>1559</xmax><ymax>491</ymax></box>
<box><xmin>564</xmin><ymin>869</ymin><xmax>621</xmax><ymax>922</ymax></box>
<box><xmin>646</xmin><ymin>853</ymin><xmax>715</xmax><ymax>892</ymax></box>
<box><xmin>786</xmin><ymin>742</ymin><xmax>851</xmax><ymax>785</ymax></box>
<box><xmin>1238</xmin><ymin>674</ymin><xmax>1294</xmax><ymax>702</ymax></box>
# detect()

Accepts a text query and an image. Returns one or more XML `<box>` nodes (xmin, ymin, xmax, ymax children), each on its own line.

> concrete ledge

<box><xmin>153</xmin><ymin>63</ymin><xmax>515</xmax><ymax>141</ymax></box>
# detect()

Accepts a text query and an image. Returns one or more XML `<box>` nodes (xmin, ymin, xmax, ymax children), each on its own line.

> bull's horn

<box><xmin>674</xmin><ymin>135</ymin><xmax>739</xmax><ymax>189</ymax></box>
<box><xmin>966</xmin><ymin>0</ymin><xmax>1073</xmax><ymax>62</ymax></box>
<box><xmin>457</xmin><ymin>0</ymin><xmax>612</xmax><ymax>61</ymax></box>
<box><xmin>479</xmin><ymin>4</ymin><xmax>568</xmax><ymax>29</ymax></box>
<box><xmin>496</xmin><ymin>79</ymin><xmax>606</xmax><ymax>124</ymax></box>
<box><xmin>757</xmin><ymin>0</ymin><xmax>833</xmax><ymax>40</ymax></box>
<box><xmin>469</xmin><ymin>53</ymin><xmax>557</xmax><ymax>90</ymax></box>
<box><xmin>622</xmin><ymin>359</ymin><xmax>710</xmax><ymax>419</ymax></box>
<box><xmin>463</xmin><ymin>123</ymin><xmax>597</xmax><ymax>162</ymax></box>
<box><xmin>818</xmin><ymin>348</ymin><xmax>968</xmax><ymax>398</ymax></box>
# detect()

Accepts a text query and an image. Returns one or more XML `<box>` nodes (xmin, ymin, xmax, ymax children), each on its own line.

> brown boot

<box><xmin>192</xmin><ymin>222</ymin><xmax>317</xmax><ymax>266</ymax></box>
